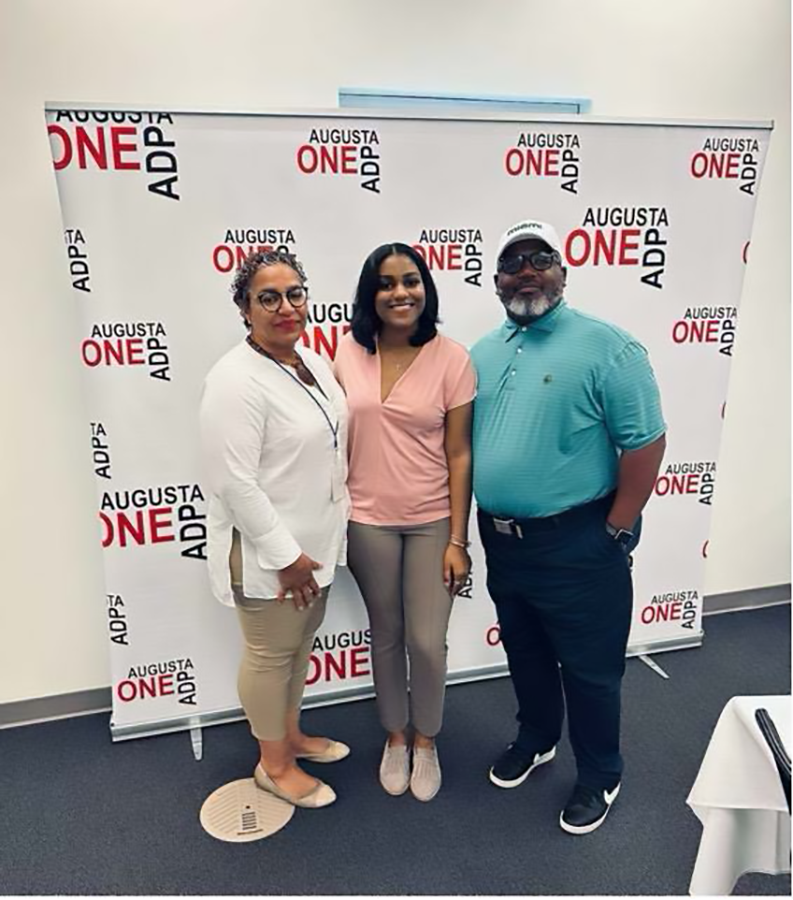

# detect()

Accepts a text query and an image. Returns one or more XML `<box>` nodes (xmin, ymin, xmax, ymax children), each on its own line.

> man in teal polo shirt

<box><xmin>471</xmin><ymin>219</ymin><xmax>666</xmax><ymax>835</ymax></box>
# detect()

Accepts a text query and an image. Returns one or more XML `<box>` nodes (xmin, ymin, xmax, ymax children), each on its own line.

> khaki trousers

<box><xmin>231</xmin><ymin>529</ymin><xmax>328</xmax><ymax>741</ymax></box>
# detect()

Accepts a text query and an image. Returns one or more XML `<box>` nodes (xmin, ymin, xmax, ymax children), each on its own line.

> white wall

<box><xmin>0</xmin><ymin>0</ymin><xmax>789</xmax><ymax>705</ymax></box>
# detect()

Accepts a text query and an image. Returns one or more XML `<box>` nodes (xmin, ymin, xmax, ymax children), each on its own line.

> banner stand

<box><xmin>45</xmin><ymin>104</ymin><xmax>770</xmax><ymax>746</ymax></box>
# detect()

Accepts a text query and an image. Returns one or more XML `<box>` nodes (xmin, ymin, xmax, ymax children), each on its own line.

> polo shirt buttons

<box><xmin>517</xmin><ymin>347</ymin><xmax>523</xmax><ymax>354</ymax></box>
<box><xmin>511</xmin><ymin>370</ymin><xmax>517</xmax><ymax>376</ymax></box>
<box><xmin>520</xmin><ymin>327</ymin><xmax>527</xmax><ymax>332</ymax></box>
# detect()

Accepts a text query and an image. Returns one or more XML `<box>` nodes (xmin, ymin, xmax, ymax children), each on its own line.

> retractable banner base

<box><xmin>45</xmin><ymin>105</ymin><xmax>770</xmax><ymax>743</ymax></box>
<box><xmin>199</xmin><ymin>779</ymin><xmax>294</xmax><ymax>843</ymax></box>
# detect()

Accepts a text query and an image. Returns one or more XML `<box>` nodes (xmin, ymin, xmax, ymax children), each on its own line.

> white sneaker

<box><xmin>379</xmin><ymin>741</ymin><xmax>410</xmax><ymax>795</ymax></box>
<box><xmin>410</xmin><ymin>745</ymin><xmax>442</xmax><ymax>802</ymax></box>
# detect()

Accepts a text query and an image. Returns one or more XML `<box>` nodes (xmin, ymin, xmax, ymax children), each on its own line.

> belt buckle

<box><xmin>493</xmin><ymin>517</ymin><xmax>523</xmax><ymax>539</ymax></box>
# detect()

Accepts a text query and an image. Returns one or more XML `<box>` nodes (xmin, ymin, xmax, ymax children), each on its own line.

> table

<box><xmin>687</xmin><ymin>695</ymin><xmax>791</xmax><ymax>895</ymax></box>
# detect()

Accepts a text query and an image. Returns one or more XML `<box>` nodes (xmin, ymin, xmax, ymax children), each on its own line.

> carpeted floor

<box><xmin>0</xmin><ymin>604</ymin><xmax>790</xmax><ymax>895</ymax></box>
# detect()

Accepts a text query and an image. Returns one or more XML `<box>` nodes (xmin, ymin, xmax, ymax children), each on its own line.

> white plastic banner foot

<box><xmin>639</xmin><ymin>654</ymin><xmax>670</xmax><ymax>679</ymax></box>
<box><xmin>200</xmin><ymin>778</ymin><xmax>294</xmax><ymax>842</ymax></box>
<box><xmin>190</xmin><ymin>726</ymin><xmax>203</xmax><ymax>761</ymax></box>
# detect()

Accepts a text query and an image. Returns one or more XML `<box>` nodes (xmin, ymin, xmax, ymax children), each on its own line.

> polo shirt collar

<box><xmin>502</xmin><ymin>299</ymin><xmax>567</xmax><ymax>340</ymax></box>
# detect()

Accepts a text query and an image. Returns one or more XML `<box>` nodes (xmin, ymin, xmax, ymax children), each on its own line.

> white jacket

<box><xmin>199</xmin><ymin>340</ymin><xmax>350</xmax><ymax>605</ymax></box>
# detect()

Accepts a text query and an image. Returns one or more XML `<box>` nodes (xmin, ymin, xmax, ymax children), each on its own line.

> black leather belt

<box><xmin>479</xmin><ymin>493</ymin><xmax>614</xmax><ymax>539</ymax></box>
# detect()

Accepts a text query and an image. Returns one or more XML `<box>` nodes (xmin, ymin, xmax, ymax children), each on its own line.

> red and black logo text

<box><xmin>565</xmin><ymin>207</ymin><xmax>669</xmax><ymax>289</ymax></box>
<box><xmin>672</xmin><ymin>306</ymin><xmax>737</xmax><ymax>357</ymax></box>
<box><xmin>212</xmin><ymin>228</ymin><xmax>296</xmax><ymax>273</ymax></box>
<box><xmin>654</xmin><ymin>462</ymin><xmax>716</xmax><ymax>506</ymax></box>
<box><xmin>107</xmin><ymin>593</ymin><xmax>128</xmax><ymax>646</ymax></box>
<box><xmin>640</xmin><ymin>591</ymin><xmax>698</xmax><ymax>630</ymax></box>
<box><xmin>306</xmin><ymin>630</ymin><xmax>371</xmax><ymax>685</ymax></box>
<box><xmin>116</xmin><ymin>658</ymin><xmax>196</xmax><ymax>705</ymax></box>
<box><xmin>504</xmin><ymin>132</ymin><xmax>580</xmax><ymax>194</ymax></box>
<box><xmin>690</xmin><ymin>137</ymin><xmax>759</xmax><ymax>195</ymax></box>
<box><xmin>413</xmin><ymin>228</ymin><xmax>483</xmax><ymax>287</ymax></box>
<box><xmin>91</xmin><ymin>421</ymin><xmax>111</xmax><ymax>480</ymax></box>
<box><xmin>81</xmin><ymin>322</ymin><xmax>171</xmax><ymax>381</ymax></box>
<box><xmin>48</xmin><ymin>110</ymin><xmax>179</xmax><ymax>200</ymax></box>
<box><xmin>99</xmin><ymin>484</ymin><xmax>206</xmax><ymax>559</ymax></box>
<box><xmin>65</xmin><ymin>229</ymin><xmax>90</xmax><ymax>292</ymax></box>
<box><xmin>296</xmin><ymin>128</ymin><xmax>380</xmax><ymax>193</ymax></box>
<box><xmin>301</xmin><ymin>303</ymin><xmax>352</xmax><ymax>361</ymax></box>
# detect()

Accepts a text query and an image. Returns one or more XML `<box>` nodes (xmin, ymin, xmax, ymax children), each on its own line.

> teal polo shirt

<box><xmin>471</xmin><ymin>300</ymin><xmax>666</xmax><ymax>518</ymax></box>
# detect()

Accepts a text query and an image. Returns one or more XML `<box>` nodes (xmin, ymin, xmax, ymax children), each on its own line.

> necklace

<box><xmin>381</xmin><ymin>344</ymin><xmax>419</xmax><ymax>371</ymax></box>
<box><xmin>246</xmin><ymin>335</ymin><xmax>318</xmax><ymax>389</ymax></box>
<box><xmin>245</xmin><ymin>335</ymin><xmax>336</xmax><ymax>448</ymax></box>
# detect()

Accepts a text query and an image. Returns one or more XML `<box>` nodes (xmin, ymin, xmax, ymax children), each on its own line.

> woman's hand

<box><xmin>277</xmin><ymin>553</ymin><xmax>322</xmax><ymax>609</ymax></box>
<box><xmin>443</xmin><ymin>543</ymin><xmax>471</xmax><ymax>596</ymax></box>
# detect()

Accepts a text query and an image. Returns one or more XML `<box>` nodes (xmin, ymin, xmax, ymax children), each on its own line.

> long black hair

<box><xmin>350</xmin><ymin>243</ymin><xmax>439</xmax><ymax>353</ymax></box>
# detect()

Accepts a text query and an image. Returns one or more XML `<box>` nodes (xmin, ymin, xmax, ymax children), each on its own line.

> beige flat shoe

<box><xmin>411</xmin><ymin>745</ymin><xmax>442</xmax><ymax>802</ymax></box>
<box><xmin>295</xmin><ymin>739</ymin><xmax>351</xmax><ymax>764</ymax></box>
<box><xmin>380</xmin><ymin>740</ymin><xmax>410</xmax><ymax>796</ymax></box>
<box><xmin>254</xmin><ymin>764</ymin><xmax>337</xmax><ymax>808</ymax></box>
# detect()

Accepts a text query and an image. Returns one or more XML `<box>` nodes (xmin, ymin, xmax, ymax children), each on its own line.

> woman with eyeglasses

<box><xmin>200</xmin><ymin>249</ymin><xmax>350</xmax><ymax>809</ymax></box>
<box><xmin>334</xmin><ymin>243</ymin><xmax>475</xmax><ymax>802</ymax></box>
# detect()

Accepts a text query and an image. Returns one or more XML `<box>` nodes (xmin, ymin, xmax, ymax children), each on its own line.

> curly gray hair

<box><xmin>230</xmin><ymin>249</ymin><xmax>308</xmax><ymax>327</ymax></box>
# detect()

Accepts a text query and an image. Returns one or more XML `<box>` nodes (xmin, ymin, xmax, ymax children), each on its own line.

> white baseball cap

<box><xmin>496</xmin><ymin>220</ymin><xmax>563</xmax><ymax>261</ymax></box>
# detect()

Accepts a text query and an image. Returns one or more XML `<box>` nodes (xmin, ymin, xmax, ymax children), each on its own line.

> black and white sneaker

<box><xmin>488</xmin><ymin>743</ymin><xmax>556</xmax><ymax>788</ymax></box>
<box><xmin>559</xmin><ymin>782</ymin><xmax>621</xmax><ymax>834</ymax></box>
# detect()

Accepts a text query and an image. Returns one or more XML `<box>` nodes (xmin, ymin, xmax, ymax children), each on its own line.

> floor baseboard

<box><xmin>703</xmin><ymin>583</ymin><xmax>791</xmax><ymax>615</ymax></box>
<box><xmin>0</xmin><ymin>687</ymin><xmax>111</xmax><ymax>730</ymax></box>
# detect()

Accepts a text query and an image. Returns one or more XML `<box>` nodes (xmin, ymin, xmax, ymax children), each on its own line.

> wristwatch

<box><xmin>605</xmin><ymin>521</ymin><xmax>634</xmax><ymax>549</ymax></box>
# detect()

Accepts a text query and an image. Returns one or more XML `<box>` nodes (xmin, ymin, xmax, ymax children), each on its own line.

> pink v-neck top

<box><xmin>334</xmin><ymin>332</ymin><xmax>476</xmax><ymax>526</ymax></box>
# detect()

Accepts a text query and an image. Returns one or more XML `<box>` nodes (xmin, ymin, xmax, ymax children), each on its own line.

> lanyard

<box><xmin>246</xmin><ymin>337</ymin><xmax>339</xmax><ymax>450</ymax></box>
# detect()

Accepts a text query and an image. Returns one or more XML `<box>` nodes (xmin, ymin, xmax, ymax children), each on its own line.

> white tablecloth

<box><xmin>687</xmin><ymin>695</ymin><xmax>791</xmax><ymax>895</ymax></box>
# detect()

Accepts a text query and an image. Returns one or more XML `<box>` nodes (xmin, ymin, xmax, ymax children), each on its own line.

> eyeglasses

<box><xmin>497</xmin><ymin>250</ymin><xmax>561</xmax><ymax>275</ymax></box>
<box><xmin>253</xmin><ymin>286</ymin><xmax>308</xmax><ymax>312</ymax></box>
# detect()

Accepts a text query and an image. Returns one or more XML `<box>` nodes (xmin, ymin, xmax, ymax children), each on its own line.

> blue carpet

<box><xmin>0</xmin><ymin>604</ymin><xmax>789</xmax><ymax>894</ymax></box>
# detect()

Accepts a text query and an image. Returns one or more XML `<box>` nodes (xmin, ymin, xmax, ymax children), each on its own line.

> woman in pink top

<box><xmin>334</xmin><ymin>242</ymin><xmax>475</xmax><ymax>802</ymax></box>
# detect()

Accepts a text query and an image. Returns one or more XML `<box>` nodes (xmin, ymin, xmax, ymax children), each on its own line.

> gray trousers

<box><xmin>347</xmin><ymin>518</ymin><xmax>453</xmax><ymax>738</ymax></box>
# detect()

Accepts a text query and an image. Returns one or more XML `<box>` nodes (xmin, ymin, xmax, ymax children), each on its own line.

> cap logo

<box><xmin>507</xmin><ymin>221</ymin><xmax>544</xmax><ymax>237</ymax></box>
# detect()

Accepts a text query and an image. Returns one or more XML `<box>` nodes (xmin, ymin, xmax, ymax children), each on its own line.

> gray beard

<box><xmin>503</xmin><ymin>291</ymin><xmax>563</xmax><ymax>324</ymax></box>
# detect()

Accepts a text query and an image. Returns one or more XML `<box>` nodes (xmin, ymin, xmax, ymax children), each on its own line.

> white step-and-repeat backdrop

<box><xmin>45</xmin><ymin>107</ymin><xmax>770</xmax><ymax>739</ymax></box>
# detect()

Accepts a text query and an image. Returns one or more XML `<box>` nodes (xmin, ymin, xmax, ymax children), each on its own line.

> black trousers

<box><xmin>478</xmin><ymin>496</ymin><xmax>634</xmax><ymax>791</ymax></box>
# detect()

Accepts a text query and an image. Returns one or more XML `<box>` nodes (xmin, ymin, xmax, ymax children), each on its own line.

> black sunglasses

<box><xmin>497</xmin><ymin>249</ymin><xmax>561</xmax><ymax>275</ymax></box>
